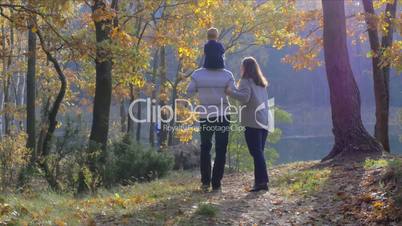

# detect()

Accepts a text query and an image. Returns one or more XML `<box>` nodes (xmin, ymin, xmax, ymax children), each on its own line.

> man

<box><xmin>187</xmin><ymin>65</ymin><xmax>235</xmax><ymax>192</ymax></box>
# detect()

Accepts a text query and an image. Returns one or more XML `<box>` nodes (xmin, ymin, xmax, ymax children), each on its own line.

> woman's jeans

<box><xmin>244</xmin><ymin>127</ymin><xmax>269</xmax><ymax>185</ymax></box>
<box><xmin>199</xmin><ymin>116</ymin><xmax>230</xmax><ymax>189</ymax></box>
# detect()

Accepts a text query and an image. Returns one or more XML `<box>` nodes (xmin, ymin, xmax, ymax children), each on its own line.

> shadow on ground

<box><xmin>97</xmin><ymin>155</ymin><xmax>402</xmax><ymax>225</ymax></box>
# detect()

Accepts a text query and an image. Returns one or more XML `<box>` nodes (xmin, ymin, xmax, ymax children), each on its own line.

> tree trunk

<box><xmin>79</xmin><ymin>0</ymin><xmax>116</xmax><ymax>193</ymax></box>
<box><xmin>149</xmin><ymin>50</ymin><xmax>159</xmax><ymax>147</ymax></box>
<box><xmin>321</xmin><ymin>0</ymin><xmax>382</xmax><ymax>161</ymax></box>
<box><xmin>26</xmin><ymin>18</ymin><xmax>37</xmax><ymax>157</ymax></box>
<box><xmin>120</xmin><ymin>100</ymin><xmax>126</xmax><ymax>133</ymax></box>
<box><xmin>362</xmin><ymin>0</ymin><xmax>397</xmax><ymax>152</ymax></box>
<box><xmin>89</xmin><ymin>0</ymin><xmax>113</xmax><ymax>150</ymax></box>
<box><xmin>159</xmin><ymin>46</ymin><xmax>169</xmax><ymax>149</ymax></box>
<box><xmin>168</xmin><ymin>63</ymin><xmax>182</xmax><ymax>146</ymax></box>
<box><xmin>135</xmin><ymin>92</ymin><xmax>142</xmax><ymax>143</ymax></box>
<box><xmin>168</xmin><ymin>82</ymin><xmax>178</xmax><ymax>146</ymax></box>
<box><xmin>35</xmin><ymin>29</ymin><xmax>67</xmax><ymax>191</ymax></box>
<box><xmin>379</xmin><ymin>1</ymin><xmax>397</xmax><ymax>151</ymax></box>
<box><xmin>2</xmin><ymin>25</ymin><xmax>11</xmax><ymax>136</ymax></box>
<box><xmin>127</xmin><ymin>85</ymin><xmax>134</xmax><ymax>135</ymax></box>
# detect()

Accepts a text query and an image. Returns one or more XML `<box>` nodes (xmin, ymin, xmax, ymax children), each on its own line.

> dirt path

<box><xmin>97</xmin><ymin>158</ymin><xmax>402</xmax><ymax>226</ymax></box>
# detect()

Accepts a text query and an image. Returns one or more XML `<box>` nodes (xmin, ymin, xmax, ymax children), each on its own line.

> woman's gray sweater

<box><xmin>229</xmin><ymin>78</ymin><xmax>269</xmax><ymax>131</ymax></box>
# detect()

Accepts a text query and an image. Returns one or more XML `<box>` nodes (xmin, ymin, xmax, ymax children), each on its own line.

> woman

<box><xmin>226</xmin><ymin>57</ymin><xmax>270</xmax><ymax>192</ymax></box>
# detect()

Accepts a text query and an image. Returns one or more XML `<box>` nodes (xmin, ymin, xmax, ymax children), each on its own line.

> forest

<box><xmin>0</xmin><ymin>0</ymin><xmax>401</xmax><ymax>225</ymax></box>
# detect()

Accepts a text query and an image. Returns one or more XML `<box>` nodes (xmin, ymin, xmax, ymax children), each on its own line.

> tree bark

<box><xmin>89</xmin><ymin>0</ymin><xmax>113</xmax><ymax>150</ymax></box>
<box><xmin>26</xmin><ymin>17</ymin><xmax>37</xmax><ymax>156</ymax></box>
<box><xmin>127</xmin><ymin>84</ymin><xmax>134</xmax><ymax>135</ymax></box>
<box><xmin>79</xmin><ymin>0</ymin><xmax>117</xmax><ymax>193</ymax></box>
<box><xmin>135</xmin><ymin>92</ymin><xmax>142</xmax><ymax>143</ymax></box>
<box><xmin>168</xmin><ymin>63</ymin><xmax>182</xmax><ymax>146</ymax></box>
<box><xmin>120</xmin><ymin>100</ymin><xmax>126</xmax><ymax>133</ymax></box>
<box><xmin>149</xmin><ymin>50</ymin><xmax>159</xmax><ymax>147</ymax></box>
<box><xmin>159</xmin><ymin>46</ymin><xmax>169</xmax><ymax>149</ymax></box>
<box><xmin>2</xmin><ymin>25</ymin><xmax>12</xmax><ymax>136</ymax></box>
<box><xmin>36</xmin><ymin>32</ymin><xmax>67</xmax><ymax>158</ymax></box>
<box><xmin>321</xmin><ymin>0</ymin><xmax>382</xmax><ymax>161</ymax></box>
<box><xmin>35</xmin><ymin>29</ymin><xmax>67</xmax><ymax>191</ymax></box>
<box><xmin>362</xmin><ymin>0</ymin><xmax>397</xmax><ymax>152</ymax></box>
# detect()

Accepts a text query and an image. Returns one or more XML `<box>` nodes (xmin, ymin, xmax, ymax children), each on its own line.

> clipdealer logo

<box><xmin>128</xmin><ymin>98</ymin><xmax>275</xmax><ymax>132</ymax></box>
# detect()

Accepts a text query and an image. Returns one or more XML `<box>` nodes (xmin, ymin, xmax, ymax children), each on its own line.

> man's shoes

<box><xmin>249</xmin><ymin>184</ymin><xmax>269</xmax><ymax>192</ymax></box>
<box><xmin>211</xmin><ymin>186</ymin><xmax>222</xmax><ymax>193</ymax></box>
<box><xmin>200</xmin><ymin>184</ymin><xmax>210</xmax><ymax>192</ymax></box>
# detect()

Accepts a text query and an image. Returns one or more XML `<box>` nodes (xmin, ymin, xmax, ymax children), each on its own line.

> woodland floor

<box><xmin>97</xmin><ymin>156</ymin><xmax>402</xmax><ymax>226</ymax></box>
<box><xmin>1</xmin><ymin>156</ymin><xmax>402</xmax><ymax>225</ymax></box>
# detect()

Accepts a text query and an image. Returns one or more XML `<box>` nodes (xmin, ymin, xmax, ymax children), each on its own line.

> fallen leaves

<box><xmin>271</xmin><ymin>199</ymin><xmax>283</xmax><ymax>205</ymax></box>
<box><xmin>2</xmin><ymin>158</ymin><xmax>401</xmax><ymax>225</ymax></box>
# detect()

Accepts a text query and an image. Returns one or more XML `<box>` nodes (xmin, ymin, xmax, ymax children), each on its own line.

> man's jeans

<box><xmin>199</xmin><ymin>116</ymin><xmax>230</xmax><ymax>189</ymax></box>
<box><xmin>244</xmin><ymin>127</ymin><xmax>269</xmax><ymax>186</ymax></box>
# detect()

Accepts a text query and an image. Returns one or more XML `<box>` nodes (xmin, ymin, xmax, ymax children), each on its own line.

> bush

<box><xmin>0</xmin><ymin>132</ymin><xmax>29</xmax><ymax>191</ymax></box>
<box><xmin>107</xmin><ymin>137</ymin><xmax>174</xmax><ymax>184</ymax></box>
<box><xmin>195</xmin><ymin>202</ymin><xmax>219</xmax><ymax>217</ymax></box>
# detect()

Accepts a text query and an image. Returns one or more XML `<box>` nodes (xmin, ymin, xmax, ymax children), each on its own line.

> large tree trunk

<box><xmin>362</xmin><ymin>0</ymin><xmax>397</xmax><ymax>152</ymax></box>
<box><xmin>321</xmin><ymin>0</ymin><xmax>382</xmax><ymax>161</ymax></box>
<box><xmin>79</xmin><ymin>0</ymin><xmax>116</xmax><ymax>193</ymax></box>
<box><xmin>26</xmin><ymin>18</ymin><xmax>37</xmax><ymax>157</ymax></box>
<box><xmin>89</xmin><ymin>0</ymin><xmax>113</xmax><ymax>150</ymax></box>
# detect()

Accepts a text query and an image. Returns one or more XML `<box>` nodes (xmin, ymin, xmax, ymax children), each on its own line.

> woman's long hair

<box><xmin>241</xmin><ymin>57</ymin><xmax>268</xmax><ymax>87</ymax></box>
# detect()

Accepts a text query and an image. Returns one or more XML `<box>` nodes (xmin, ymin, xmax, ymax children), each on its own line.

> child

<box><xmin>204</xmin><ymin>27</ymin><xmax>225</xmax><ymax>69</ymax></box>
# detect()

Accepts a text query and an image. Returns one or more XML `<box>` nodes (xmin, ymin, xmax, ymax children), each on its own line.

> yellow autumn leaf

<box><xmin>373</xmin><ymin>201</ymin><xmax>385</xmax><ymax>209</ymax></box>
<box><xmin>54</xmin><ymin>219</ymin><xmax>67</xmax><ymax>226</ymax></box>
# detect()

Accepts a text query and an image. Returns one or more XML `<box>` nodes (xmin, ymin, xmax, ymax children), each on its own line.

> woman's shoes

<box><xmin>249</xmin><ymin>184</ymin><xmax>269</xmax><ymax>192</ymax></box>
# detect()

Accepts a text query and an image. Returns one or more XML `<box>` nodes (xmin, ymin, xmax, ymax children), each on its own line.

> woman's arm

<box><xmin>227</xmin><ymin>78</ymin><xmax>251</xmax><ymax>104</ymax></box>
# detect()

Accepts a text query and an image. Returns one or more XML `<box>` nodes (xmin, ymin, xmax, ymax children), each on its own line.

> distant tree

<box><xmin>2</xmin><ymin>22</ymin><xmax>13</xmax><ymax>136</ymax></box>
<box><xmin>26</xmin><ymin>16</ymin><xmax>37</xmax><ymax>159</ymax></box>
<box><xmin>362</xmin><ymin>0</ymin><xmax>398</xmax><ymax>152</ymax></box>
<box><xmin>35</xmin><ymin>28</ymin><xmax>67</xmax><ymax>191</ymax></box>
<box><xmin>321</xmin><ymin>0</ymin><xmax>382</xmax><ymax>161</ymax></box>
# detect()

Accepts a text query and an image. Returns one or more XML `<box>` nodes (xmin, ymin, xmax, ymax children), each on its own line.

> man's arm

<box><xmin>186</xmin><ymin>75</ymin><xmax>197</xmax><ymax>97</ymax></box>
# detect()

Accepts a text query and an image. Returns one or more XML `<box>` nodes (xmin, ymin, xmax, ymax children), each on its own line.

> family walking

<box><xmin>187</xmin><ymin>27</ymin><xmax>270</xmax><ymax>193</ymax></box>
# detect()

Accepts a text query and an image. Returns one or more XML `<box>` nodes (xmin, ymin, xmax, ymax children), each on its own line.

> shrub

<box><xmin>0</xmin><ymin>132</ymin><xmax>29</xmax><ymax>191</ymax></box>
<box><xmin>195</xmin><ymin>202</ymin><xmax>219</xmax><ymax>217</ymax></box>
<box><xmin>46</xmin><ymin>117</ymin><xmax>88</xmax><ymax>190</ymax></box>
<box><xmin>107</xmin><ymin>137</ymin><xmax>174</xmax><ymax>184</ymax></box>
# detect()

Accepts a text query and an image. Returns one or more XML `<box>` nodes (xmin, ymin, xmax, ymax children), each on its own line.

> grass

<box><xmin>195</xmin><ymin>202</ymin><xmax>219</xmax><ymax>217</ymax></box>
<box><xmin>364</xmin><ymin>157</ymin><xmax>402</xmax><ymax>209</ymax></box>
<box><xmin>2</xmin><ymin>158</ymin><xmax>401</xmax><ymax>225</ymax></box>
<box><xmin>271</xmin><ymin>168</ymin><xmax>331</xmax><ymax>196</ymax></box>
<box><xmin>364</xmin><ymin>158</ymin><xmax>402</xmax><ymax>174</ymax></box>
<box><xmin>0</xmin><ymin>172</ymin><xmax>198</xmax><ymax>225</ymax></box>
<box><xmin>364</xmin><ymin>158</ymin><xmax>390</xmax><ymax>169</ymax></box>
